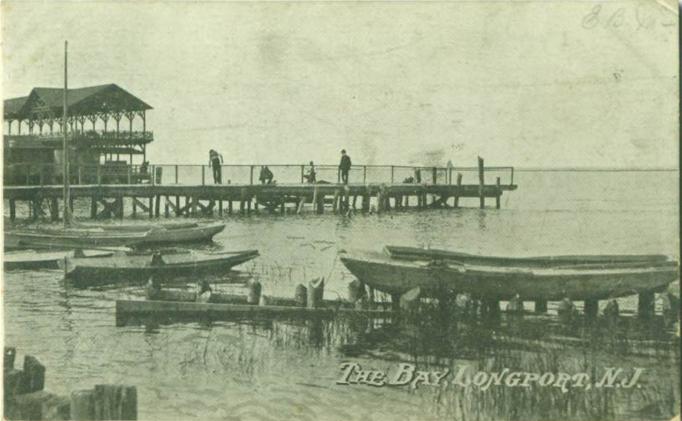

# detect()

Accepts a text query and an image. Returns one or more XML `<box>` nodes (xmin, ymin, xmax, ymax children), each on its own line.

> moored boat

<box><xmin>139</xmin><ymin>222</ymin><xmax>225</xmax><ymax>246</ymax></box>
<box><xmin>384</xmin><ymin>245</ymin><xmax>671</xmax><ymax>268</ymax></box>
<box><xmin>63</xmin><ymin>249</ymin><xmax>259</xmax><ymax>287</ymax></box>
<box><xmin>5</xmin><ymin>228</ymin><xmax>151</xmax><ymax>250</ymax></box>
<box><xmin>75</xmin><ymin>221</ymin><xmax>199</xmax><ymax>232</ymax></box>
<box><xmin>340</xmin><ymin>251</ymin><xmax>679</xmax><ymax>301</ymax></box>
<box><xmin>3</xmin><ymin>249</ymin><xmax>125</xmax><ymax>270</ymax></box>
<box><xmin>5</xmin><ymin>222</ymin><xmax>225</xmax><ymax>250</ymax></box>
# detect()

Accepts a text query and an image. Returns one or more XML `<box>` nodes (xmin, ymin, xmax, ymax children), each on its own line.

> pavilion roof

<box><xmin>3</xmin><ymin>84</ymin><xmax>152</xmax><ymax>120</ymax></box>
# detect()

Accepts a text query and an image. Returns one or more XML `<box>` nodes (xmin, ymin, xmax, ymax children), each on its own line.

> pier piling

<box><xmin>638</xmin><ymin>291</ymin><xmax>655</xmax><ymax>318</ymax></box>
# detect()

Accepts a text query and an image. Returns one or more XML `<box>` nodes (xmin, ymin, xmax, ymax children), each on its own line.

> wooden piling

<box><xmin>247</xmin><ymin>280</ymin><xmax>262</xmax><ymax>305</ymax></box>
<box><xmin>294</xmin><ymin>284</ymin><xmax>307</xmax><ymax>307</ymax></box>
<box><xmin>306</xmin><ymin>278</ymin><xmax>324</xmax><ymax>309</ymax></box>
<box><xmin>155</xmin><ymin>195</ymin><xmax>161</xmax><ymax>217</ymax></box>
<box><xmin>9</xmin><ymin>199</ymin><xmax>16</xmax><ymax>221</ymax></box>
<box><xmin>92</xmin><ymin>384</ymin><xmax>137</xmax><ymax>420</ymax></box>
<box><xmin>496</xmin><ymin>177</ymin><xmax>501</xmax><ymax>209</ymax></box>
<box><xmin>90</xmin><ymin>197</ymin><xmax>97</xmax><ymax>219</ymax></box>
<box><xmin>534</xmin><ymin>300</ymin><xmax>547</xmax><ymax>313</ymax></box>
<box><xmin>455</xmin><ymin>173</ymin><xmax>462</xmax><ymax>208</ymax></box>
<box><xmin>638</xmin><ymin>291</ymin><xmax>655</xmax><ymax>318</ymax></box>
<box><xmin>148</xmin><ymin>197</ymin><xmax>153</xmax><ymax>218</ymax></box>
<box><xmin>478</xmin><ymin>156</ymin><xmax>485</xmax><ymax>209</ymax></box>
<box><xmin>584</xmin><ymin>299</ymin><xmax>599</xmax><ymax>319</ymax></box>
<box><xmin>22</xmin><ymin>355</ymin><xmax>46</xmax><ymax>393</ymax></box>
<box><xmin>70</xmin><ymin>389</ymin><xmax>95</xmax><ymax>420</ymax></box>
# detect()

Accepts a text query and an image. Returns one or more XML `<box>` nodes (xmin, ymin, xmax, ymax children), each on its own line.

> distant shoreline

<box><xmin>514</xmin><ymin>168</ymin><xmax>679</xmax><ymax>172</ymax></box>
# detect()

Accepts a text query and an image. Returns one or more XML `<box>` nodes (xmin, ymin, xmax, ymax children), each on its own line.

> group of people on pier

<box><xmin>208</xmin><ymin>149</ymin><xmax>353</xmax><ymax>185</ymax></box>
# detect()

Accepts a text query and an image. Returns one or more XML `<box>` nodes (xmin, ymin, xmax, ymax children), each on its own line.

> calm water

<box><xmin>3</xmin><ymin>171</ymin><xmax>680</xmax><ymax>420</ymax></box>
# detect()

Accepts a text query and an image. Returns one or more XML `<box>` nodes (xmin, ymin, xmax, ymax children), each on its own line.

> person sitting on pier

<box><xmin>139</xmin><ymin>161</ymin><xmax>149</xmax><ymax>175</ymax></box>
<box><xmin>197</xmin><ymin>280</ymin><xmax>213</xmax><ymax>303</ymax></box>
<box><xmin>259</xmin><ymin>166</ymin><xmax>274</xmax><ymax>184</ymax></box>
<box><xmin>303</xmin><ymin>161</ymin><xmax>317</xmax><ymax>183</ymax></box>
<box><xmin>339</xmin><ymin>149</ymin><xmax>352</xmax><ymax>184</ymax></box>
<box><xmin>209</xmin><ymin>149</ymin><xmax>223</xmax><ymax>184</ymax></box>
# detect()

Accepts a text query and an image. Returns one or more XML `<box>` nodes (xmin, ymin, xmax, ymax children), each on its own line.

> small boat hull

<box><xmin>3</xmin><ymin>249</ymin><xmax>116</xmax><ymax>270</ymax></box>
<box><xmin>64</xmin><ymin>249</ymin><xmax>259</xmax><ymax>287</ymax></box>
<box><xmin>5</xmin><ymin>229</ymin><xmax>149</xmax><ymax>250</ymax></box>
<box><xmin>138</xmin><ymin>222</ymin><xmax>225</xmax><ymax>246</ymax></box>
<box><xmin>384</xmin><ymin>246</ymin><xmax>671</xmax><ymax>268</ymax></box>
<box><xmin>340</xmin><ymin>252</ymin><xmax>679</xmax><ymax>301</ymax></box>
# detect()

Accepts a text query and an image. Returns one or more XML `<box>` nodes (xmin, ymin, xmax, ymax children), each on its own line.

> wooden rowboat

<box><xmin>63</xmin><ymin>249</ymin><xmax>259</xmax><ymax>287</ymax></box>
<box><xmin>139</xmin><ymin>222</ymin><xmax>225</xmax><ymax>246</ymax></box>
<box><xmin>340</xmin><ymin>251</ymin><xmax>679</xmax><ymax>301</ymax></box>
<box><xmin>5</xmin><ymin>222</ymin><xmax>225</xmax><ymax>250</ymax></box>
<box><xmin>5</xmin><ymin>228</ymin><xmax>150</xmax><ymax>250</ymax></box>
<box><xmin>75</xmin><ymin>221</ymin><xmax>199</xmax><ymax>232</ymax></box>
<box><xmin>384</xmin><ymin>245</ymin><xmax>671</xmax><ymax>268</ymax></box>
<box><xmin>3</xmin><ymin>249</ymin><xmax>123</xmax><ymax>270</ymax></box>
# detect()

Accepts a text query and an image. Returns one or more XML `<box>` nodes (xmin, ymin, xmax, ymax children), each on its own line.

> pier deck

<box><xmin>4</xmin><ymin>182</ymin><xmax>517</xmax><ymax>221</ymax></box>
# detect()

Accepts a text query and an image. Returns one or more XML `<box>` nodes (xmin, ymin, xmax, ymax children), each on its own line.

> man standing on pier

<box><xmin>339</xmin><ymin>149</ymin><xmax>352</xmax><ymax>184</ymax></box>
<box><xmin>209</xmin><ymin>149</ymin><xmax>223</xmax><ymax>184</ymax></box>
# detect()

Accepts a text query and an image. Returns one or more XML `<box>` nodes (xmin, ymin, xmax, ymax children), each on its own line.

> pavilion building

<box><xmin>3</xmin><ymin>84</ymin><xmax>153</xmax><ymax>185</ymax></box>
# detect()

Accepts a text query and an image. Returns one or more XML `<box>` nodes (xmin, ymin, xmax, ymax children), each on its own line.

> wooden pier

<box><xmin>4</xmin><ymin>181</ymin><xmax>517</xmax><ymax>221</ymax></box>
<box><xmin>4</xmin><ymin>158</ymin><xmax>517</xmax><ymax>221</ymax></box>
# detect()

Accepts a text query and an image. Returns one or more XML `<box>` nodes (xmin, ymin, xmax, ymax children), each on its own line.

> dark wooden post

<box><xmin>454</xmin><ymin>173</ymin><xmax>462</xmax><ymax>208</ymax></box>
<box><xmin>155</xmin><ymin>195</ymin><xmax>161</xmax><ymax>218</ymax></box>
<box><xmin>247</xmin><ymin>280</ymin><xmax>262</xmax><ymax>305</ymax></box>
<box><xmin>638</xmin><ymin>291</ymin><xmax>655</xmax><ymax>318</ymax></box>
<box><xmin>294</xmin><ymin>284</ymin><xmax>307</xmax><ymax>307</ymax></box>
<box><xmin>249</xmin><ymin>166</ymin><xmax>254</xmax><ymax>185</ymax></box>
<box><xmin>534</xmin><ymin>300</ymin><xmax>547</xmax><ymax>313</ymax></box>
<box><xmin>300</xmin><ymin>165</ymin><xmax>305</xmax><ymax>183</ymax></box>
<box><xmin>363</xmin><ymin>166</ymin><xmax>367</xmax><ymax>184</ymax></box>
<box><xmin>9</xmin><ymin>199</ymin><xmax>16</xmax><ymax>221</ymax></box>
<box><xmin>390</xmin><ymin>166</ymin><xmax>394</xmax><ymax>184</ymax></box>
<box><xmin>584</xmin><ymin>299</ymin><xmax>599</xmax><ymax>319</ymax></box>
<box><xmin>92</xmin><ymin>384</ymin><xmax>137</xmax><ymax>420</ymax></box>
<box><xmin>478</xmin><ymin>157</ymin><xmax>485</xmax><ymax>209</ymax></box>
<box><xmin>306</xmin><ymin>278</ymin><xmax>324</xmax><ymax>309</ymax></box>
<box><xmin>175</xmin><ymin>165</ymin><xmax>179</xmax><ymax>184</ymax></box>
<box><xmin>201</xmin><ymin>166</ymin><xmax>205</xmax><ymax>186</ymax></box>
<box><xmin>496</xmin><ymin>177</ymin><xmax>501</xmax><ymax>209</ymax></box>
<box><xmin>70</xmin><ymin>389</ymin><xmax>95</xmax><ymax>420</ymax></box>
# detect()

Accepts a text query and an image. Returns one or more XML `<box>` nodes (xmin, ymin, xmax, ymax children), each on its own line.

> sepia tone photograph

<box><xmin>1</xmin><ymin>0</ymin><xmax>680</xmax><ymax>420</ymax></box>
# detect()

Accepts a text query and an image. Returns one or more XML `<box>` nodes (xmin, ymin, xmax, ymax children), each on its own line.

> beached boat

<box><xmin>5</xmin><ymin>222</ymin><xmax>225</xmax><ymax>250</ymax></box>
<box><xmin>3</xmin><ymin>249</ymin><xmax>125</xmax><ymax>270</ymax></box>
<box><xmin>340</xmin><ymin>251</ymin><xmax>679</xmax><ymax>301</ymax></box>
<box><xmin>384</xmin><ymin>246</ymin><xmax>671</xmax><ymax>268</ymax></box>
<box><xmin>63</xmin><ymin>249</ymin><xmax>259</xmax><ymax>287</ymax></box>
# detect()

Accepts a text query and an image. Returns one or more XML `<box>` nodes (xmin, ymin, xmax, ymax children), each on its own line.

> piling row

<box><xmin>3</xmin><ymin>347</ymin><xmax>138</xmax><ymax>420</ymax></box>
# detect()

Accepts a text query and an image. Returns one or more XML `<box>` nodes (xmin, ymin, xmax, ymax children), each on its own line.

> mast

<box><xmin>63</xmin><ymin>40</ymin><xmax>71</xmax><ymax>227</ymax></box>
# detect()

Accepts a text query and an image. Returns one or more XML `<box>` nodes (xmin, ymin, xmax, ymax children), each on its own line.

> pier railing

<box><xmin>3</xmin><ymin>163</ymin><xmax>515</xmax><ymax>187</ymax></box>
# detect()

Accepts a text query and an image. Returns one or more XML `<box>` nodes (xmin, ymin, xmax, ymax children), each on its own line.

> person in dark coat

<box><xmin>303</xmin><ymin>161</ymin><xmax>317</xmax><ymax>183</ymax></box>
<box><xmin>339</xmin><ymin>149</ymin><xmax>351</xmax><ymax>184</ymax></box>
<box><xmin>209</xmin><ymin>149</ymin><xmax>223</xmax><ymax>184</ymax></box>
<box><xmin>259</xmin><ymin>166</ymin><xmax>274</xmax><ymax>184</ymax></box>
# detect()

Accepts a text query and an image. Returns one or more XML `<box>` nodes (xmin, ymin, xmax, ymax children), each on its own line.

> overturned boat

<box><xmin>63</xmin><ymin>248</ymin><xmax>259</xmax><ymax>287</ymax></box>
<box><xmin>340</xmin><ymin>251</ymin><xmax>678</xmax><ymax>301</ymax></box>
<box><xmin>384</xmin><ymin>246</ymin><xmax>671</xmax><ymax>268</ymax></box>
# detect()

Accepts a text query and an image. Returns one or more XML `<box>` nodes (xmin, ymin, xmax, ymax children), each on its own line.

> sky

<box><xmin>2</xmin><ymin>0</ymin><xmax>679</xmax><ymax>168</ymax></box>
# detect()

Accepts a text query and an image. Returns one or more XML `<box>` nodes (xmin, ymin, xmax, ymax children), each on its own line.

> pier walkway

<box><xmin>3</xmin><ymin>160</ymin><xmax>517</xmax><ymax>221</ymax></box>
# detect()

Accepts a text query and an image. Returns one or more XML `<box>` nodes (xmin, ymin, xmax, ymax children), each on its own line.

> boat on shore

<box><xmin>4</xmin><ymin>248</ymin><xmax>127</xmax><ymax>270</ymax></box>
<box><xmin>75</xmin><ymin>221</ymin><xmax>199</xmax><ymax>232</ymax></box>
<box><xmin>63</xmin><ymin>249</ymin><xmax>259</xmax><ymax>287</ymax></box>
<box><xmin>384</xmin><ymin>246</ymin><xmax>672</xmax><ymax>268</ymax></box>
<box><xmin>5</xmin><ymin>222</ymin><xmax>225</xmax><ymax>250</ymax></box>
<box><xmin>340</xmin><ymin>251</ymin><xmax>679</xmax><ymax>301</ymax></box>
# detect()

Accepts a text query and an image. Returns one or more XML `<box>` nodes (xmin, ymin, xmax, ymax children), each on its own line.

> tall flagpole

<box><xmin>63</xmin><ymin>40</ymin><xmax>71</xmax><ymax>227</ymax></box>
